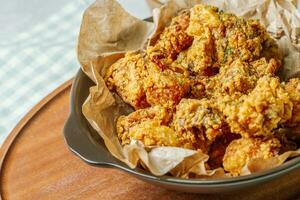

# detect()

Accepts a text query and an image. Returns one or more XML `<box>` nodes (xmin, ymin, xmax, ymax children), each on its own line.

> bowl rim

<box><xmin>64</xmin><ymin>68</ymin><xmax>300</xmax><ymax>186</ymax></box>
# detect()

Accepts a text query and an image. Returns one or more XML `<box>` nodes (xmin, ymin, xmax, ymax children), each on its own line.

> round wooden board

<box><xmin>0</xmin><ymin>80</ymin><xmax>300</xmax><ymax>200</ymax></box>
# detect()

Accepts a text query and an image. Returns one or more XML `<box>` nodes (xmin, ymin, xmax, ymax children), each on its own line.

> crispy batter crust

<box><xmin>190</xmin><ymin>59</ymin><xmax>258</xmax><ymax>99</ymax></box>
<box><xmin>208</xmin><ymin>131</ymin><xmax>241</xmax><ymax>169</ymax></box>
<box><xmin>104</xmin><ymin>4</ymin><xmax>300</xmax><ymax>175</ymax></box>
<box><xmin>117</xmin><ymin>106</ymin><xmax>195</xmax><ymax>148</ymax></box>
<box><xmin>219</xmin><ymin>76</ymin><xmax>293</xmax><ymax>137</ymax></box>
<box><xmin>147</xmin><ymin>10</ymin><xmax>193</xmax><ymax>70</ymax></box>
<box><xmin>143</xmin><ymin>64</ymin><xmax>190</xmax><ymax>108</ymax></box>
<box><xmin>223</xmin><ymin>137</ymin><xmax>281</xmax><ymax>175</ymax></box>
<box><xmin>173</xmin><ymin>98</ymin><xmax>225</xmax><ymax>143</ymax></box>
<box><xmin>105</xmin><ymin>52</ymin><xmax>149</xmax><ymax>109</ymax></box>
<box><xmin>106</xmin><ymin>53</ymin><xmax>190</xmax><ymax>109</ymax></box>
<box><xmin>284</xmin><ymin>78</ymin><xmax>300</xmax><ymax>127</ymax></box>
<box><xmin>177</xmin><ymin>4</ymin><xmax>281</xmax><ymax>76</ymax></box>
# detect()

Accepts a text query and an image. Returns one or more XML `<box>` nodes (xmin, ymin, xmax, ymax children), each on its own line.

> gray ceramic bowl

<box><xmin>63</xmin><ymin>69</ymin><xmax>300</xmax><ymax>193</ymax></box>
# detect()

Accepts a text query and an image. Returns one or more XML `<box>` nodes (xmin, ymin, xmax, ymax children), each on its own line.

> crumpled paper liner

<box><xmin>78</xmin><ymin>0</ymin><xmax>300</xmax><ymax>178</ymax></box>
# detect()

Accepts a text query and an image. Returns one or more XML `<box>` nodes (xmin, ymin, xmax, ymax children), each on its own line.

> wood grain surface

<box><xmin>0</xmin><ymin>80</ymin><xmax>300</xmax><ymax>200</ymax></box>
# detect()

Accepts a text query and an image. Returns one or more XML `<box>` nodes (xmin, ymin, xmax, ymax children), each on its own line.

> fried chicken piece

<box><xmin>143</xmin><ymin>63</ymin><xmax>190</xmax><ymax>108</ymax></box>
<box><xmin>223</xmin><ymin>137</ymin><xmax>281</xmax><ymax>175</ymax></box>
<box><xmin>172</xmin><ymin>98</ymin><xmax>228</xmax><ymax>152</ymax></box>
<box><xmin>147</xmin><ymin>10</ymin><xmax>193</xmax><ymax>70</ymax></box>
<box><xmin>213</xmin><ymin>12</ymin><xmax>270</xmax><ymax>64</ymax></box>
<box><xmin>105</xmin><ymin>52</ymin><xmax>149</xmax><ymax>109</ymax></box>
<box><xmin>189</xmin><ymin>57</ymin><xmax>282</xmax><ymax>99</ymax></box>
<box><xmin>106</xmin><ymin>5</ymin><xmax>282</xmax><ymax>110</ymax></box>
<box><xmin>194</xmin><ymin>59</ymin><xmax>258</xmax><ymax>98</ymax></box>
<box><xmin>216</xmin><ymin>60</ymin><xmax>258</xmax><ymax>95</ymax></box>
<box><xmin>283</xmin><ymin>78</ymin><xmax>300</xmax><ymax>127</ymax></box>
<box><xmin>117</xmin><ymin>105</ymin><xmax>172</xmax><ymax>144</ymax></box>
<box><xmin>173</xmin><ymin>29</ymin><xmax>216</xmax><ymax>76</ymax></box>
<box><xmin>176</xmin><ymin>4</ymin><xmax>281</xmax><ymax>76</ymax></box>
<box><xmin>117</xmin><ymin>106</ymin><xmax>194</xmax><ymax>148</ymax></box>
<box><xmin>173</xmin><ymin>98</ymin><xmax>225</xmax><ymax>141</ymax></box>
<box><xmin>117</xmin><ymin>105</ymin><xmax>171</xmax><ymax>145</ymax></box>
<box><xmin>125</xmin><ymin>121</ymin><xmax>182</xmax><ymax>147</ymax></box>
<box><xmin>176</xmin><ymin>5</ymin><xmax>218</xmax><ymax>75</ymax></box>
<box><xmin>250</xmin><ymin>57</ymin><xmax>281</xmax><ymax>76</ymax></box>
<box><xmin>219</xmin><ymin>76</ymin><xmax>293</xmax><ymax>138</ymax></box>
<box><xmin>190</xmin><ymin>60</ymin><xmax>255</xmax><ymax>99</ymax></box>
<box><xmin>208</xmin><ymin>131</ymin><xmax>241</xmax><ymax>169</ymax></box>
<box><xmin>106</xmin><ymin>53</ymin><xmax>190</xmax><ymax>109</ymax></box>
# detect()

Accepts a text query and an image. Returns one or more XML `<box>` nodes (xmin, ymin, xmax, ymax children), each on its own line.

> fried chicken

<box><xmin>283</xmin><ymin>78</ymin><xmax>300</xmax><ymax>127</ymax></box>
<box><xmin>175</xmin><ymin>4</ymin><xmax>281</xmax><ymax>76</ymax></box>
<box><xmin>208</xmin><ymin>131</ymin><xmax>241</xmax><ymax>169</ymax></box>
<box><xmin>124</xmin><ymin>121</ymin><xmax>182</xmax><ymax>147</ymax></box>
<box><xmin>173</xmin><ymin>29</ymin><xmax>216</xmax><ymax>76</ymax></box>
<box><xmin>106</xmin><ymin>53</ymin><xmax>190</xmax><ymax>109</ymax></box>
<box><xmin>143</xmin><ymin>63</ymin><xmax>190</xmax><ymax>108</ymax></box>
<box><xmin>189</xmin><ymin>59</ymin><xmax>258</xmax><ymax>99</ymax></box>
<box><xmin>105</xmin><ymin>52</ymin><xmax>149</xmax><ymax>110</ymax></box>
<box><xmin>173</xmin><ymin>98</ymin><xmax>225</xmax><ymax>141</ymax></box>
<box><xmin>189</xmin><ymin>57</ymin><xmax>281</xmax><ymax>100</ymax></box>
<box><xmin>223</xmin><ymin>137</ymin><xmax>281</xmax><ymax>175</ymax></box>
<box><xmin>219</xmin><ymin>76</ymin><xmax>293</xmax><ymax>138</ymax></box>
<box><xmin>147</xmin><ymin>10</ymin><xmax>193</xmax><ymax>70</ymax></box>
<box><xmin>117</xmin><ymin>106</ymin><xmax>194</xmax><ymax>148</ymax></box>
<box><xmin>172</xmin><ymin>98</ymin><xmax>228</xmax><ymax>153</ymax></box>
<box><xmin>103</xmin><ymin>3</ymin><xmax>299</xmax><ymax>176</ymax></box>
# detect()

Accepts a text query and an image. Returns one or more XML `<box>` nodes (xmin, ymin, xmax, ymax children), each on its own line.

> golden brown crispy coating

<box><xmin>117</xmin><ymin>105</ymin><xmax>172</xmax><ymax>129</ymax></box>
<box><xmin>124</xmin><ymin>121</ymin><xmax>182</xmax><ymax>147</ymax></box>
<box><xmin>216</xmin><ymin>60</ymin><xmax>257</xmax><ymax>95</ymax></box>
<box><xmin>187</xmin><ymin>56</ymin><xmax>281</xmax><ymax>101</ymax></box>
<box><xmin>105</xmin><ymin>52</ymin><xmax>149</xmax><ymax>109</ymax></box>
<box><xmin>223</xmin><ymin>137</ymin><xmax>281</xmax><ymax>175</ymax></box>
<box><xmin>172</xmin><ymin>98</ymin><xmax>228</xmax><ymax>152</ymax></box>
<box><xmin>208</xmin><ymin>131</ymin><xmax>241</xmax><ymax>169</ymax></box>
<box><xmin>189</xmin><ymin>57</ymin><xmax>281</xmax><ymax>99</ymax></box>
<box><xmin>173</xmin><ymin>98</ymin><xmax>224</xmax><ymax>141</ymax></box>
<box><xmin>117</xmin><ymin>106</ymin><xmax>171</xmax><ymax>145</ymax></box>
<box><xmin>219</xmin><ymin>76</ymin><xmax>293</xmax><ymax>138</ymax></box>
<box><xmin>284</xmin><ymin>78</ymin><xmax>300</xmax><ymax>127</ymax></box>
<box><xmin>143</xmin><ymin>64</ymin><xmax>190</xmax><ymax>108</ymax></box>
<box><xmin>106</xmin><ymin>53</ymin><xmax>190</xmax><ymax>109</ymax></box>
<box><xmin>147</xmin><ymin>10</ymin><xmax>193</xmax><ymax>70</ymax></box>
<box><xmin>105</xmin><ymin>4</ymin><xmax>297</xmax><ymax>176</ymax></box>
<box><xmin>250</xmin><ymin>57</ymin><xmax>281</xmax><ymax>76</ymax></box>
<box><xmin>176</xmin><ymin>4</ymin><xmax>281</xmax><ymax>76</ymax></box>
<box><xmin>190</xmin><ymin>59</ymin><xmax>258</xmax><ymax>99</ymax></box>
<box><xmin>173</xmin><ymin>30</ymin><xmax>216</xmax><ymax>76</ymax></box>
<box><xmin>106</xmin><ymin>5</ymin><xmax>282</xmax><ymax>109</ymax></box>
<box><xmin>187</xmin><ymin>4</ymin><xmax>220</xmax><ymax>36</ymax></box>
<box><xmin>117</xmin><ymin>106</ymin><xmax>194</xmax><ymax>148</ymax></box>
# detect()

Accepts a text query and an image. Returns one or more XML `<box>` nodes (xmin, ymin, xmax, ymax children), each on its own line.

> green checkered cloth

<box><xmin>0</xmin><ymin>0</ymin><xmax>152</xmax><ymax>145</ymax></box>
<box><xmin>0</xmin><ymin>1</ymin><xmax>88</xmax><ymax>144</ymax></box>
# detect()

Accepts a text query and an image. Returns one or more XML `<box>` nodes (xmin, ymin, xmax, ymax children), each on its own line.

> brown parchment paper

<box><xmin>78</xmin><ymin>0</ymin><xmax>300</xmax><ymax>177</ymax></box>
